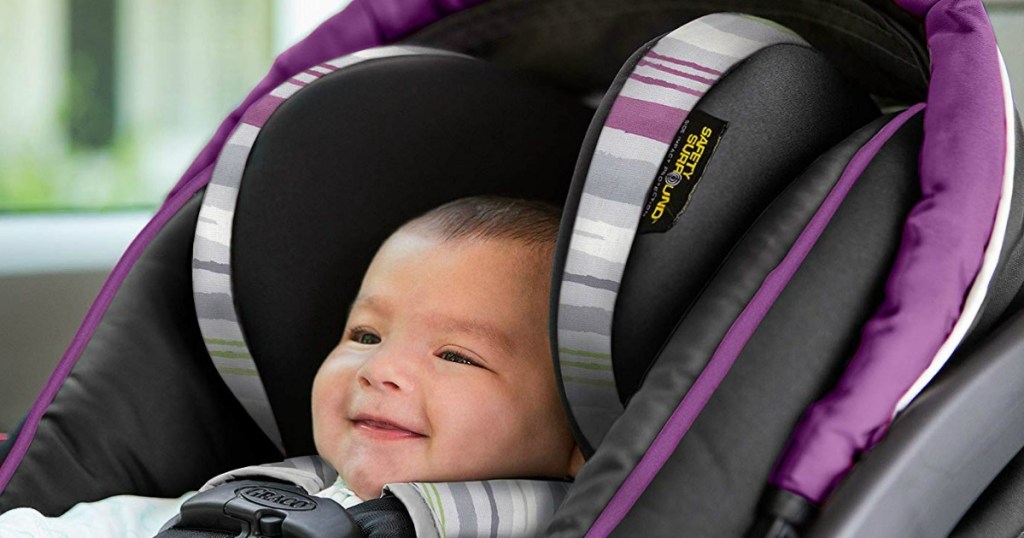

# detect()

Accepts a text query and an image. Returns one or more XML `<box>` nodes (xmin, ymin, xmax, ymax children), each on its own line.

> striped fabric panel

<box><xmin>200</xmin><ymin>455</ymin><xmax>337</xmax><ymax>494</ymax></box>
<box><xmin>558</xmin><ymin>13</ymin><xmax>806</xmax><ymax>450</ymax></box>
<box><xmin>192</xmin><ymin>46</ymin><xmax>467</xmax><ymax>453</ymax></box>
<box><xmin>386</xmin><ymin>479</ymin><xmax>571</xmax><ymax>538</ymax></box>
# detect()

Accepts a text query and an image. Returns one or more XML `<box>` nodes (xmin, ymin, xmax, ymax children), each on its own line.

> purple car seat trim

<box><xmin>0</xmin><ymin>0</ymin><xmax>486</xmax><ymax>496</ymax></box>
<box><xmin>585</xmin><ymin>103</ymin><xmax>926</xmax><ymax>538</ymax></box>
<box><xmin>167</xmin><ymin>0</ymin><xmax>486</xmax><ymax>202</ymax></box>
<box><xmin>0</xmin><ymin>165</ymin><xmax>214</xmax><ymax>494</ymax></box>
<box><xmin>769</xmin><ymin>0</ymin><xmax>1007</xmax><ymax>503</ymax></box>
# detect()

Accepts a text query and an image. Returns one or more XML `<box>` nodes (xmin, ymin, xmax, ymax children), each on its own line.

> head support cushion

<box><xmin>552</xmin><ymin>14</ymin><xmax>879</xmax><ymax>454</ymax></box>
<box><xmin>555</xmin><ymin>107</ymin><xmax>925</xmax><ymax>538</ymax></box>
<box><xmin>194</xmin><ymin>46</ymin><xmax>595</xmax><ymax>455</ymax></box>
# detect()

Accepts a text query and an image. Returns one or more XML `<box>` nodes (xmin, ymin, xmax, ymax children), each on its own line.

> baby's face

<box><xmin>311</xmin><ymin>231</ymin><xmax>574</xmax><ymax>499</ymax></box>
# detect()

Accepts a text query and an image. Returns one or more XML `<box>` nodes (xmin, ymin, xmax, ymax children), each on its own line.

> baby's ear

<box><xmin>567</xmin><ymin>445</ymin><xmax>585</xmax><ymax>478</ymax></box>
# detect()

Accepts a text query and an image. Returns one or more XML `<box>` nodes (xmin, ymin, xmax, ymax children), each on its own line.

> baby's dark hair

<box><xmin>402</xmin><ymin>195</ymin><xmax>562</xmax><ymax>250</ymax></box>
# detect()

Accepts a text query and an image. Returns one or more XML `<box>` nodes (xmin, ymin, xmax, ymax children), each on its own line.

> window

<box><xmin>0</xmin><ymin>0</ymin><xmax>340</xmax><ymax>212</ymax></box>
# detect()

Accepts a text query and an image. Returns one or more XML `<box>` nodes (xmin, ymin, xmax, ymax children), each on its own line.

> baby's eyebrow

<box><xmin>347</xmin><ymin>295</ymin><xmax>391</xmax><ymax>317</ymax></box>
<box><xmin>432</xmin><ymin>316</ymin><xmax>517</xmax><ymax>357</ymax></box>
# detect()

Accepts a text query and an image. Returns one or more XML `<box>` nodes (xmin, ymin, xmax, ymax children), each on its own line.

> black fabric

<box><xmin>953</xmin><ymin>445</ymin><xmax>1024</xmax><ymax>538</ymax></box>
<box><xmin>613</xmin><ymin>113</ymin><xmax>921</xmax><ymax>537</ymax></box>
<box><xmin>349</xmin><ymin>495</ymin><xmax>416</xmax><ymax>537</ymax></box>
<box><xmin>547</xmin><ymin>113</ymin><xmax>919</xmax><ymax>536</ymax></box>
<box><xmin>617</xmin><ymin>114</ymin><xmax>922</xmax><ymax>537</ymax></box>
<box><xmin>155</xmin><ymin>529</ymin><xmax>235</xmax><ymax>538</ymax></box>
<box><xmin>0</xmin><ymin>194</ymin><xmax>282</xmax><ymax>516</ymax></box>
<box><xmin>612</xmin><ymin>43</ymin><xmax>879</xmax><ymax>404</ymax></box>
<box><xmin>409</xmin><ymin>0</ymin><xmax>927</xmax><ymax>103</ymax></box>
<box><xmin>233</xmin><ymin>54</ymin><xmax>594</xmax><ymax>455</ymax></box>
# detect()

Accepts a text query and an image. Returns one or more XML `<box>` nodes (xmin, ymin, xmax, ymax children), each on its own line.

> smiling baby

<box><xmin>311</xmin><ymin>195</ymin><xmax>583</xmax><ymax>502</ymax></box>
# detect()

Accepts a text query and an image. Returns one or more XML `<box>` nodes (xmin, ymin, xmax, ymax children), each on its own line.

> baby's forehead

<box><xmin>360</xmin><ymin>229</ymin><xmax>552</xmax><ymax>309</ymax></box>
<box><xmin>395</xmin><ymin>227</ymin><xmax>551</xmax><ymax>252</ymax></box>
<box><xmin>380</xmin><ymin>230</ymin><xmax>553</xmax><ymax>273</ymax></box>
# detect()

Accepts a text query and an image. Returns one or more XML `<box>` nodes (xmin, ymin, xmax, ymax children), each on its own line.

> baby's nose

<box><xmin>359</xmin><ymin>375</ymin><xmax>400</xmax><ymax>391</ymax></box>
<box><xmin>357</xmin><ymin>347</ymin><xmax>415</xmax><ymax>392</ymax></box>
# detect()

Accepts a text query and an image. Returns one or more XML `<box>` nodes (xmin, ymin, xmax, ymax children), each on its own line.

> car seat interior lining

<box><xmin>550</xmin><ymin>107</ymin><xmax>923</xmax><ymax>536</ymax></box>
<box><xmin>553</xmin><ymin>13</ymin><xmax>815</xmax><ymax>455</ymax></box>
<box><xmin>1</xmin><ymin>2</ymin><xmax>1022</xmax><ymax>537</ymax></box>
<box><xmin>407</xmin><ymin>0</ymin><xmax>929</xmax><ymax>102</ymax></box>
<box><xmin>769</xmin><ymin>1</ymin><xmax>1014</xmax><ymax>508</ymax></box>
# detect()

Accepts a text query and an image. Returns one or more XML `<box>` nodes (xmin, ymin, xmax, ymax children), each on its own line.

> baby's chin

<box><xmin>340</xmin><ymin>459</ymin><xmax>420</xmax><ymax>500</ymax></box>
<box><xmin>334</xmin><ymin>460</ymin><xmax>380</xmax><ymax>499</ymax></box>
<box><xmin>342</xmin><ymin>463</ymin><xmax>474</xmax><ymax>500</ymax></box>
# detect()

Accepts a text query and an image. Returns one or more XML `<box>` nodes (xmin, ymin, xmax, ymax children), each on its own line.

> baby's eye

<box><xmin>440</xmin><ymin>350</ymin><xmax>477</xmax><ymax>367</ymax></box>
<box><xmin>349</xmin><ymin>328</ymin><xmax>381</xmax><ymax>345</ymax></box>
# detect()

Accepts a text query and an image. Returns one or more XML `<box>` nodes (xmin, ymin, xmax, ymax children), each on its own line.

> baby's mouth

<box><xmin>350</xmin><ymin>414</ymin><xmax>427</xmax><ymax>440</ymax></box>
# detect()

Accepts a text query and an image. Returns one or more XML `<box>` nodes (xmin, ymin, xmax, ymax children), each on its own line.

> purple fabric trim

<box><xmin>769</xmin><ymin>0</ymin><xmax>1005</xmax><ymax>503</ymax></box>
<box><xmin>166</xmin><ymin>0</ymin><xmax>486</xmax><ymax>202</ymax></box>
<box><xmin>637</xmin><ymin>60</ymin><xmax>716</xmax><ymax>85</ymax></box>
<box><xmin>245</xmin><ymin>95</ymin><xmax>286</xmax><ymax>128</ymax></box>
<box><xmin>604</xmin><ymin>96</ymin><xmax>688</xmax><ymax>144</ymax></box>
<box><xmin>644</xmin><ymin>51</ymin><xmax>723</xmax><ymax>76</ymax></box>
<box><xmin>0</xmin><ymin>166</ymin><xmax>214</xmax><ymax>494</ymax></box>
<box><xmin>627</xmin><ymin>73</ymin><xmax>704</xmax><ymax>97</ymax></box>
<box><xmin>585</xmin><ymin>103</ymin><xmax>926</xmax><ymax>537</ymax></box>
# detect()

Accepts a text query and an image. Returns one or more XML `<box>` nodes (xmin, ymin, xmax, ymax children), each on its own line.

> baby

<box><xmin>313</xmin><ymin>195</ymin><xmax>581</xmax><ymax>501</ymax></box>
<box><xmin>0</xmin><ymin>195</ymin><xmax>582</xmax><ymax>534</ymax></box>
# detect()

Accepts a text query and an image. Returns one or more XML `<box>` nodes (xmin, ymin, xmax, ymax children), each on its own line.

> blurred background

<box><xmin>0</xmin><ymin>1</ymin><xmax>1022</xmax><ymax>434</ymax></box>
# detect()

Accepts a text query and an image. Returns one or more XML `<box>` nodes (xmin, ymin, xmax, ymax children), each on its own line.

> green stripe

<box><xmin>210</xmin><ymin>350</ymin><xmax>252</xmax><ymax>359</ymax></box>
<box><xmin>418</xmin><ymin>484</ymin><xmax>442</xmax><ymax>536</ymax></box>
<box><xmin>216</xmin><ymin>367</ymin><xmax>259</xmax><ymax>377</ymax></box>
<box><xmin>204</xmin><ymin>338</ymin><xmax>246</xmax><ymax>347</ymax></box>
<box><xmin>428</xmin><ymin>483</ymin><xmax>447</xmax><ymax>537</ymax></box>
<box><xmin>564</xmin><ymin>375</ymin><xmax>616</xmax><ymax>388</ymax></box>
<box><xmin>561</xmin><ymin>360</ymin><xmax>613</xmax><ymax>371</ymax></box>
<box><xmin>558</xmin><ymin>347</ymin><xmax>611</xmax><ymax>360</ymax></box>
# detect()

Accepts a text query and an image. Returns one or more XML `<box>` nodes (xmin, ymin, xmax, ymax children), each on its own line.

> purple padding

<box><xmin>585</xmin><ymin>104</ymin><xmax>926</xmax><ymax>538</ymax></box>
<box><xmin>769</xmin><ymin>0</ymin><xmax>1006</xmax><ymax>504</ymax></box>
<box><xmin>0</xmin><ymin>0</ymin><xmax>487</xmax><ymax>496</ymax></box>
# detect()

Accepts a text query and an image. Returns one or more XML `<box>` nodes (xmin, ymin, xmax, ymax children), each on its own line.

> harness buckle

<box><xmin>158</xmin><ymin>479</ymin><xmax>364</xmax><ymax>538</ymax></box>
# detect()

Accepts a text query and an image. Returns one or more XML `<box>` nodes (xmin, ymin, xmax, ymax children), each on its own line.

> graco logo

<box><xmin>239</xmin><ymin>486</ymin><xmax>317</xmax><ymax>511</ymax></box>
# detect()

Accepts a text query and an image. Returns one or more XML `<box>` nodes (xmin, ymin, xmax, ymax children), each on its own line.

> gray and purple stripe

<box><xmin>557</xmin><ymin>12</ymin><xmax>806</xmax><ymax>452</ymax></box>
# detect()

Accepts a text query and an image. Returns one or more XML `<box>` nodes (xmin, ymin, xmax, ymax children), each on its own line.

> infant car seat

<box><xmin>2</xmin><ymin>0</ymin><xmax>1023</xmax><ymax>537</ymax></box>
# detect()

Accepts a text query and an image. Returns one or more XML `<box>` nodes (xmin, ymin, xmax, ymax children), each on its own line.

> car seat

<box><xmin>2</xmin><ymin>0</ymin><xmax>1022</xmax><ymax>537</ymax></box>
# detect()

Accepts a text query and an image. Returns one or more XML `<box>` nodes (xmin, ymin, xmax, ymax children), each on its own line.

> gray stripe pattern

<box><xmin>557</xmin><ymin>13</ymin><xmax>807</xmax><ymax>449</ymax></box>
<box><xmin>200</xmin><ymin>455</ymin><xmax>338</xmax><ymax>494</ymax></box>
<box><xmin>386</xmin><ymin>479</ymin><xmax>570</xmax><ymax>537</ymax></box>
<box><xmin>192</xmin><ymin>46</ymin><xmax>469</xmax><ymax>454</ymax></box>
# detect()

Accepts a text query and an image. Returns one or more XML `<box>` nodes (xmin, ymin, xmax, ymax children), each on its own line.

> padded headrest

<box><xmin>552</xmin><ymin>14</ymin><xmax>879</xmax><ymax>453</ymax></box>
<box><xmin>549</xmin><ymin>9</ymin><xmax>1021</xmax><ymax>536</ymax></box>
<box><xmin>193</xmin><ymin>46</ymin><xmax>594</xmax><ymax>454</ymax></box>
